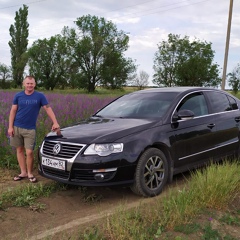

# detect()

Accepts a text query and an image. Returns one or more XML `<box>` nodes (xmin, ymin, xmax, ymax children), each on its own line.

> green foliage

<box><xmin>228</xmin><ymin>63</ymin><xmax>240</xmax><ymax>94</ymax></box>
<box><xmin>0</xmin><ymin>182</ymin><xmax>65</xmax><ymax>209</ymax></box>
<box><xmin>103</xmin><ymin>161</ymin><xmax>240</xmax><ymax>239</ymax></box>
<box><xmin>202</xmin><ymin>222</ymin><xmax>221</xmax><ymax>239</ymax></box>
<box><xmin>223</xmin><ymin>235</ymin><xmax>238</xmax><ymax>240</ymax></box>
<box><xmin>174</xmin><ymin>223</ymin><xmax>201</xmax><ymax>235</ymax></box>
<box><xmin>27</xmin><ymin>15</ymin><xmax>137</xmax><ymax>92</ymax></box>
<box><xmin>82</xmin><ymin>226</ymin><xmax>106</xmax><ymax>240</ymax></box>
<box><xmin>106</xmin><ymin>205</ymin><xmax>157</xmax><ymax>240</ymax></box>
<box><xmin>0</xmin><ymin>124</ymin><xmax>18</xmax><ymax>169</ymax></box>
<box><xmin>156</xmin><ymin>161</ymin><xmax>240</xmax><ymax>229</ymax></box>
<box><xmin>62</xmin><ymin>14</ymin><xmax>136</xmax><ymax>92</ymax></box>
<box><xmin>0</xmin><ymin>154</ymin><xmax>239</xmax><ymax>239</ymax></box>
<box><xmin>0</xmin><ymin>63</ymin><xmax>12</xmax><ymax>89</ymax></box>
<box><xmin>153</xmin><ymin>33</ymin><xmax>221</xmax><ymax>87</ymax></box>
<box><xmin>220</xmin><ymin>213</ymin><xmax>240</xmax><ymax>226</ymax></box>
<box><xmin>188</xmin><ymin>161</ymin><xmax>240</xmax><ymax>209</ymax></box>
<box><xmin>82</xmin><ymin>193</ymin><xmax>103</xmax><ymax>203</ymax></box>
<box><xmin>0</xmin><ymin>154</ymin><xmax>18</xmax><ymax>169</ymax></box>
<box><xmin>101</xmin><ymin>53</ymin><xmax>137</xmax><ymax>90</ymax></box>
<box><xmin>8</xmin><ymin>4</ymin><xmax>29</xmax><ymax>88</ymax></box>
<box><xmin>28</xmin><ymin>35</ymin><xmax>71</xmax><ymax>90</ymax></box>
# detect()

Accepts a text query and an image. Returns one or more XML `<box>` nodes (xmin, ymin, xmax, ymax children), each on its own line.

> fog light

<box><xmin>94</xmin><ymin>173</ymin><xmax>105</xmax><ymax>181</ymax></box>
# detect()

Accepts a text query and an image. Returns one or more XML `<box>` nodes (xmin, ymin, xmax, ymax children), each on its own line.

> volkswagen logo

<box><xmin>53</xmin><ymin>143</ymin><xmax>61</xmax><ymax>155</ymax></box>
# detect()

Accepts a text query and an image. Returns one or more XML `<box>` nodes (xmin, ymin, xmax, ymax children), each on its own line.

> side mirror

<box><xmin>172</xmin><ymin>109</ymin><xmax>194</xmax><ymax>122</ymax></box>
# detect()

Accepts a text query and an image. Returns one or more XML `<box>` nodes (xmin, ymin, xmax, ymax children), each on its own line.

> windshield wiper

<box><xmin>93</xmin><ymin>114</ymin><xmax>103</xmax><ymax>118</ymax></box>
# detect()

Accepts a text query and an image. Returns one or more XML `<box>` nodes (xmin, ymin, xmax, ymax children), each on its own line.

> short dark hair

<box><xmin>24</xmin><ymin>76</ymin><xmax>35</xmax><ymax>81</ymax></box>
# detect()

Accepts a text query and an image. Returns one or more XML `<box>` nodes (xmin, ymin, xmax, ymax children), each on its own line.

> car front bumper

<box><xmin>38</xmin><ymin>154</ymin><xmax>136</xmax><ymax>187</ymax></box>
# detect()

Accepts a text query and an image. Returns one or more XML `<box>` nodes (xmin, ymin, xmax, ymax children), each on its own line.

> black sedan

<box><xmin>38</xmin><ymin>87</ymin><xmax>240</xmax><ymax>197</ymax></box>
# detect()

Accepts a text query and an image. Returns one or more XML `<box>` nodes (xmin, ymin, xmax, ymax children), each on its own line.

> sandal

<box><xmin>14</xmin><ymin>175</ymin><xmax>27</xmax><ymax>181</ymax></box>
<box><xmin>28</xmin><ymin>176</ymin><xmax>37</xmax><ymax>183</ymax></box>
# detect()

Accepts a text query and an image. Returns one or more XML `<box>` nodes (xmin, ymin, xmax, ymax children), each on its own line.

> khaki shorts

<box><xmin>10</xmin><ymin>126</ymin><xmax>36</xmax><ymax>150</ymax></box>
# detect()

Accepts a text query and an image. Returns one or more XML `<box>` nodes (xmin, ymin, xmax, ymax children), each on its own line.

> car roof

<box><xmin>133</xmin><ymin>87</ymin><xmax>220</xmax><ymax>94</ymax></box>
<box><xmin>124</xmin><ymin>87</ymin><xmax>240</xmax><ymax>103</ymax></box>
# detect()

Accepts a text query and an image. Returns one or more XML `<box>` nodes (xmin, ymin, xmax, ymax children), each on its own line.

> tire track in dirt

<box><xmin>29</xmin><ymin>197</ymin><xmax>155</xmax><ymax>240</ymax></box>
<box><xmin>28</xmin><ymin>180</ymin><xmax>187</xmax><ymax>240</ymax></box>
<box><xmin>0</xmin><ymin>172</ymin><xmax>188</xmax><ymax>240</ymax></box>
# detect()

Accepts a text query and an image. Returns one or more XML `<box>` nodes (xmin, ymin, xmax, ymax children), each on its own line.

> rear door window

<box><xmin>206</xmin><ymin>91</ymin><xmax>233</xmax><ymax>113</ymax></box>
<box><xmin>227</xmin><ymin>95</ymin><xmax>238</xmax><ymax>110</ymax></box>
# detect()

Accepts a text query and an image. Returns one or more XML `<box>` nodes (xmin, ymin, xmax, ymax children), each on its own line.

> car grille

<box><xmin>42</xmin><ymin>141</ymin><xmax>85</xmax><ymax>159</ymax></box>
<box><xmin>40</xmin><ymin>141</ymin><xmax>116</xmax><ymax>183</ymax></box>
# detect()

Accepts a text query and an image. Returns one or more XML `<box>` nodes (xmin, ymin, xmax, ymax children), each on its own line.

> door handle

<box><xmin>207</xmin><ymin>123</ymin><xmax>215</xmax><ymax>129</ymax></box>
<box><xmin>235</xmin><ymin>117</ymin><xmax>240</xmax><ymax>122</ymax></box>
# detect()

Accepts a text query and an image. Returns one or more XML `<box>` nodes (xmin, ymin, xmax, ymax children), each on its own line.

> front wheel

<box><xmin>130</xmin><ymin>148</ymin><xmax>169</xmax><ymax>197</ymax></box>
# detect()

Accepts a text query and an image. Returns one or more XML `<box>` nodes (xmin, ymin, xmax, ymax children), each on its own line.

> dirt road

<box><xmin>0</xmin><ymin>172</ymin><xmax>187</xmax><ymax>240</ymax></box>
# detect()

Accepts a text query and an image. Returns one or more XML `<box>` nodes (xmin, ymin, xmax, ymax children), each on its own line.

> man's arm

<box><xmin>42</xmin><ymin>104</ymin><xmax>60</xmax><ymax>131</ymax></box>
<box><xmin>8</xmin><ymin>105</ymin><xmax>18</xmax><ymax>136</ymax></box>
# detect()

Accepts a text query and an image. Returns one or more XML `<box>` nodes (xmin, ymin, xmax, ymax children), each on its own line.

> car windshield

<box><xmin>95</xmin><ymin>92</ymin><xmax>178</xmax><ymax>118</ymax></box>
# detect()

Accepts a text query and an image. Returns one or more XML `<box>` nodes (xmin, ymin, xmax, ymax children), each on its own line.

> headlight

<box><xmin>84</xmin><ymin>143</ymin><xmax>124</xmax><ymax>156</ymax></box>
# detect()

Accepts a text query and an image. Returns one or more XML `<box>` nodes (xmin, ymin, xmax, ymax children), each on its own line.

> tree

<box><xmin>153</xmin><ymin>34</ymin><xmax>221</xmax><ymax>87</ymax></box>
<box><xmin>28</xmin><ymin>35</ymin><xmax>71</xmax><ymax>90</ymax></box>
<box><xmin>8</xmin><ymin>4</ymin><xmax>29</xmax><ymax>88</ymax></box>
<box><xmin>131</xmin><ymin>70</ymin><xmax>149</xmax><ymax>90</ymax></box>
<box><xmin>101</xmin><ymin>53</ymin><xmax>137</xmax><ymax>89</ymax></box>
<box><xmin>228</xmin><ymin>63</ymin><xmax>240</xmax><ymax>94</ymax></box>
<box><xmin>63</xmin><ymin>14</ymin><xmax>136</xmax><ymax>92</ymax></box>
<box><xmin>0</xmin><ymin>63</ymin><xmax>12</xmax><ymax>89</ymax></box>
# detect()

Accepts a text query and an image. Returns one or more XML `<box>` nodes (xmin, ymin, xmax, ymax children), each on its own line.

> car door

<box><xmin>171</xmin><ymin>91</ymin><xmax>218</xmax><ymax>169</ymax></box>
<box><xmin>204</xmin><ymin>91</ymin><xmax>240</xmax><ymax>158</ymax></box>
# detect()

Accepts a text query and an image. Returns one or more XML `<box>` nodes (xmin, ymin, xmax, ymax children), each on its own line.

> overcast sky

<box><xmin>0</xmin><ymin>0</ymin><xmax>239</xmax><ymax>86</ymax></box>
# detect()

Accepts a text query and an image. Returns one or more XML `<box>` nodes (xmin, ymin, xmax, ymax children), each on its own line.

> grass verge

<box><xmin>80</xmin><ymin>160</ymin><xmax>240</xmax><ymax>240</ymax></box>
<box><xmin>0</xmin><ymin>182</ymin><xmax>67</xmax><ymax>210</ymax></box>
<box><xmin>0</xmin><ymin>160</ymin><xmax>239</xmax><ymax>239</ymax></box>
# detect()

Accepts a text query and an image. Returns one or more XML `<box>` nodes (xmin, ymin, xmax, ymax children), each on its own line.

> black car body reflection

<box><xmin>38</xmin><ymin>87</ymin><xmax>240</xmax><ymax>197</ymax></box>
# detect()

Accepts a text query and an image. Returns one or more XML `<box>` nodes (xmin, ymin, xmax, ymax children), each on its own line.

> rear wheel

<box><xmin>130</xmin><ymin>148</ymin><xmax>169</xmax><ymax>197</ymax></box>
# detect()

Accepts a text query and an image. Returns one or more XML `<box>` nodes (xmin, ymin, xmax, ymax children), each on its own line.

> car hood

<box><xmin>45</xmin><ymin>117</ymin><xmax>162</xmax><ymax>144</ymax></box>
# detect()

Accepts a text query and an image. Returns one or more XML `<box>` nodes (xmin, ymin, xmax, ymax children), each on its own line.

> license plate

<box><xmin>42</xmin><ymin>157</ymin><xmax>66</xmax><ymax>171</ymax></box>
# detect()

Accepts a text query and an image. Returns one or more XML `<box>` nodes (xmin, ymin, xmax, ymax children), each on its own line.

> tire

<box><xmin>130</xmin><ymin>148</ymin><xmax>169</xmax><ymax>197</ymax></box>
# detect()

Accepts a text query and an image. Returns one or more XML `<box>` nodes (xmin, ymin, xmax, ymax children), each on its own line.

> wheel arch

<box><xmin>150</xmin><ymin>143</ymin><xmax>174</xmax><ymax>183</ymax></box>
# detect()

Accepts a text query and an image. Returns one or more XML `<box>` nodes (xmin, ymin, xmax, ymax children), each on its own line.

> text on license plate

<box><xmin>42</xmin><ymin>157</ymin><xmax>66</xmax><ymax>171</ymax></box>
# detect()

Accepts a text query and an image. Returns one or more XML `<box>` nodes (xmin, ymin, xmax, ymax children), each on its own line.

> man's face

<box><xmin>23</xmin><ymin>78</ymin><xmax>36</xmax><ymax>92</ymax></box>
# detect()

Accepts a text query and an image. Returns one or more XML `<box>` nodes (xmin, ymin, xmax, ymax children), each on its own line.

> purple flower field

<box><xmin>0</xmin><ymin>90</ymin><xmax>115</xmax><ymax>168</ymax></box>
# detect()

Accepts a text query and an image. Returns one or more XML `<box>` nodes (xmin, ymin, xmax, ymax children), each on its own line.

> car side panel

<box><xmin>211</xmin><ymin>111</ymin><xmax>240</xmax><ymax>157</ymax></box>
<box><xmin>170</xmin><ymin>115</ymin><xmax>217</xmax><ymax>168</ymax></box>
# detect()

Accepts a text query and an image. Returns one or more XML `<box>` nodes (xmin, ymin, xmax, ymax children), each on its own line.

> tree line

<box><xmin>0</xmin><ymin>5</ymin><xmax>239</xmax><ymax>92</ymax></box>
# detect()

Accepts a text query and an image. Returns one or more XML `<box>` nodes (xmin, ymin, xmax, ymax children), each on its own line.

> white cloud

<box><xmin>0</xmin><ymin>0</ymin><xmax>239</xmax><ymax>86</ymax></box>
<box><xmin>108</xmin><ymin>15</ymin><xmax>141</xmax><ymax>24</ymax></box>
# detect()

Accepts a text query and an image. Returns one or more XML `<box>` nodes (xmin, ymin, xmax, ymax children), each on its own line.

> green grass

<box><xmin>56</xmin><ymin>160</ymin><xmax>239</xmax><ymax>240</ymax></box>
<box><xmin>201</xmin><ymin>222</ymin><xmax>222</xmax><ymax>239</ymax></box>
<box><xmin>174</xmin><ymin>223</ymin><xmax>202</xmax><ymax>235</ymax></box>
<box><xmin>34</xmin><ymin>86</ymin><xmax>139</xmax><ymax>97</ymax></box>
<box><xmin>0</xmin><ymin>182</ymin><xmax>67</xmax><ymax>209</ymax></box>
<box><xmin>220</xmin><ymin>213</ymin><xmax>240</xmax><ymax>226</ymax></box>
<box><xmin>97</xmin><ymin>160</ymin><xmax>240</xmax><ymax>239</ymax></box>
<box><xmin>0</xmin><ymin>161</ymin><xmax>239</xmax><ymax>240</ymax></box>
<box><xmin>0</xmin><ymin>182</ymin><xmax>105</xmax><ymax>211</ymax></box>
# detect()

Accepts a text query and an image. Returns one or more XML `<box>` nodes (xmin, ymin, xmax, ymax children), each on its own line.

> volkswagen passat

<box><xmin>38</xmin><ymin>87</ymin><xmax>240</xmax><ymax>197</ymax></box>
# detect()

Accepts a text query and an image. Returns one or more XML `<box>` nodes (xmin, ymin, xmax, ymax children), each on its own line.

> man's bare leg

<box><xmin>26</xmin><ymin>148</ymin><xmax>34</xmax><ymax>177</ymax></box>
<box><xmin>14</xmin><ymin>146</ymin><xmax>28</xmax><ymax>180</ymax></box>
<box><xmin>26</xmin><ymin>148</ymin><xmax>37</xmax><ymax>182</ymax></box>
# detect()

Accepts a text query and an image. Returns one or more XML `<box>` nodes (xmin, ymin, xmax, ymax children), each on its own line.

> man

<box><xmin>8</xmin><ymin>76</ymin><xmax>60</xmax><ymax>183</ymax></box>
